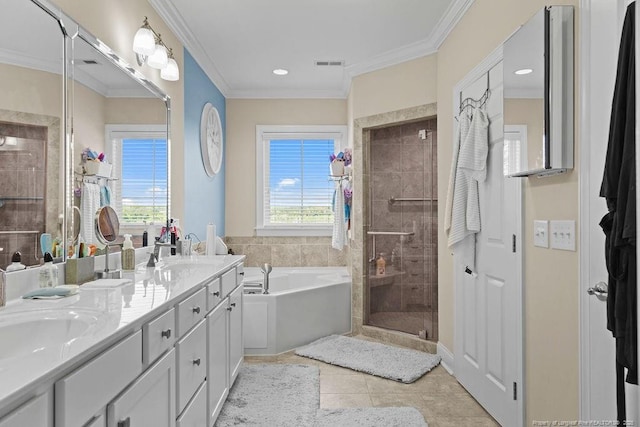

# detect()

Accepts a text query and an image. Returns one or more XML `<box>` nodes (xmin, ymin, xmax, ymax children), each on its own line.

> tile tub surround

<box><xmin>352</xmin><ymin>103</ymin><xmax>438</xmax><ymax>347</ymax></box>
<box><xmin>225</xmin><ymin>236</ymin><xmax>349</xmax><ymax>267</ymax></box>
<box><xmin>0</xmin><ymin>254</ymin><xmax>245</xmax><ymax>416</ymax></box>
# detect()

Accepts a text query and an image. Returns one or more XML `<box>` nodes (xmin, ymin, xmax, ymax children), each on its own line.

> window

<box><xmin>105</xmin><ymin>125</ymin><xmax>168</xmax><ymax>232</ymax></box>
<box><xmin>256</xmin><ymin>125</ymin><xmax>347</xmax><ymax>236</ymax></box>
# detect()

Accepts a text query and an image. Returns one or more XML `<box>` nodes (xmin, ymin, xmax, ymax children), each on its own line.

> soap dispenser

<box><xmin>39</xmin><ymin>252</ymin><xmax>58</xmax><ymax>288</ymax></box>
<box><xmin>121</xmin><ymin>234</ymin><xmax>135</xmax><ymax>271</ymax></box>
<box><xmin>6</xmin><ymin>251</ymin><xmax>26</xmax><ymax>272</ymax></box>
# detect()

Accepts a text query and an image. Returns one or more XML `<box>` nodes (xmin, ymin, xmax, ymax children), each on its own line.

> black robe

<box><xmin>600</xmin><ymin>1</ymin><xmax>636</xmax><ymax>423</ymax></box>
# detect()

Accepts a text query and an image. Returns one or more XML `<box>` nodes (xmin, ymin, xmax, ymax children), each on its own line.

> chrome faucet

<box><xmin>260</xmin><ymin>263</ymin><xmax>272</xmax><ymax>295</ymax></box>
<box><xmin>147</xmin><ymin>241</ymin><xmax>176</xmax><ymax>267</ymax></box>
<box><xmin>0</xmin><ymin>267</ymin><xmax>5</xmax><ymax>307</ymax></box>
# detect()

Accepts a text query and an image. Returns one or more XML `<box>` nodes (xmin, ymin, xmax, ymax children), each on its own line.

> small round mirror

<box><xmin>95</xmin><ymin>206</ymin><xmax>120</xmax><ymax>245</ymax></box>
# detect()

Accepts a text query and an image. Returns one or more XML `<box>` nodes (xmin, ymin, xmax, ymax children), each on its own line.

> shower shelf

<box><xmin>367</xmin><ymin>231</ymin><xmax>414</xmax><ymax>236</ymax></box>
<box><xmin>0</xmin><ymin>196</ymin><xmax>43</xmax><ymax>207</ymax></box>
<box><xmin>369</xmin><ymin>269</ymin><xmax>405</xmax><ymax>287</ymax></box>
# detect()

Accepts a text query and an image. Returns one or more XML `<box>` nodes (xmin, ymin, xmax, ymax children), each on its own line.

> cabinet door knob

<box><xmin>227</xmin><ymin>307</ymin><xmax>233</xmax><ymax>311</ymax></box>
<box><xmin>192</xmin><ymin>306</ymin><xmax>201</xmax><ymax>314</ymax></box>
<box><xmin>161</xmin><ymin>329</ymin><xmax>171</xmax><ymax>339</ymax></box>
<box><xmin>211</xmin><ymin>291</ymin><xmax>220</xmax><ymax>297</ymax></box>
<box><xmin>231</xmin><ymin>302</ymin><xmax>237</xmax><ymax>307</ymax></box>
<box><xmin>239</xmin><ymin>271</ymin><xmax>245</xmax><ymax>275</ymax></box>
<box><xmin>192</xmin><ymin>358</ymin><xmax>201</xmax><ymax>366</ymax></box>
<box><xmin>117</xmin><ymin>417</ymin><xmax>131</xmax><ymax>427</ymax></box>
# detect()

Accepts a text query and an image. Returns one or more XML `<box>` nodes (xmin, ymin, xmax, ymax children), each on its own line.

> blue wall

<box><xmin>183</xmin><ymin>49</ymin><xmax>225</xmax><ymax>240</ymax></box>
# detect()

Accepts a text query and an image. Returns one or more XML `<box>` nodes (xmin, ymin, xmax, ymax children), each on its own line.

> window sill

<box><xmin>255</xmin><ymin>226</ymin><xmax>332</xmax><ymax>237</ymax></box>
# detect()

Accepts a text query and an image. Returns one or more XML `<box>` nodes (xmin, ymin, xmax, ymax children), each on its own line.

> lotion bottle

<box><xmin>39</xmin><ymin>252</ymin><xmax>58</xmax><ymax>288</ymax></box>
<box><xmin>376</xmin><ymin>253</ymin><xmax>386</xmax><ymax>276</ymax></box>
<box><xmin>6</xmin><ymin>251</ymin><xmax>26</xmax><ymax>272</ymax></box>
<box><xmin>121</xmin><ymin>234</ymin><xmax>135</xmax><ymax>271</ymax></box>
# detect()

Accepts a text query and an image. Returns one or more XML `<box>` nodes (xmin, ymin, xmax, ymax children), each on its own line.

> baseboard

<box><xmin>437</xmin><ymin>342</ymin><xmax>454</xmax><ymax>374</ymax></box>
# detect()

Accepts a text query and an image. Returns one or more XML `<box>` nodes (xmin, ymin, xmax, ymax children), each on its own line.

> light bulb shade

<box><xmin>132</xmin><ymin>27</ymin><xmax>155</xmax><ymax>56</ymax></box>
<box><xmin>161</xmin><ymin>57</ymin><xmax>180</xmax><ymax>81</ymax></box>
<box><xmin>147</xmin><ymin>44</ymin><xmax>168</xmax><ymax>69</ymax></box>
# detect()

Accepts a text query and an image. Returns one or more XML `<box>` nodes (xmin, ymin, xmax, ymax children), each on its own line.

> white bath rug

<box><xmin>215</xmin><ymin>364</ymin><xmax>428</xmax><ymax>426</ymax></box>
<box><xmin>315</xmin><ymin>407</ymin><xmax>427</xmax><ymax>427</ymax></box>
<box><xmin>295</xmin><ymin>334</ymin><xmax>441</xmax><ymax>383</ymax></box>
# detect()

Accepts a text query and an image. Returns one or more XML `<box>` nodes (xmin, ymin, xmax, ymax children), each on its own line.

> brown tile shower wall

<box><xmin>224</xmin><ymin>236</ymin><xmax>349</xmax><ymax>267</ymax></box>
<box><xmin>0</xmin><ymin>122</ymin><xmax>47</xmax><ymax>267</ymax></box>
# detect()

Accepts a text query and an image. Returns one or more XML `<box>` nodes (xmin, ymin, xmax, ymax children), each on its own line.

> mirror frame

<box><xmin>68</xmin><ymin>24</ymin><xmax>172</xmax><ymax>249</ymax></box>
<box><xmin>503</xmin><ymin>5</ymin><xmax>574</xmax><ymax>177</ymax></box>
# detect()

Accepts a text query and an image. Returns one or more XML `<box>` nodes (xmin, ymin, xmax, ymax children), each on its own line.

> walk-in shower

<box><xmin>365</xmin><ymin>118</ymin><xmax>438</xmax><ymax>340</ymax></box>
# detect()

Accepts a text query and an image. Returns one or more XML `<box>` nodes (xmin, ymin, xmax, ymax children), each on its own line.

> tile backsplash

<box><xmin>224</xmin><ymin>236</ymin><xmax>348</xmax><ymax>267</ymax></box>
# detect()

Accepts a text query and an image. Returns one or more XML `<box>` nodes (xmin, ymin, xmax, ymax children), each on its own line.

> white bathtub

<box><xmin>242</xmin><ymin>267</ymin><xmax>352</xmax><ymax>355</ymax></box>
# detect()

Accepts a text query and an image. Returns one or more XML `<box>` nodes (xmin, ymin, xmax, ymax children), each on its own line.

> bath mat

<box><xmin>215</xmin><ymin>363</ymin><xmax>428</xmax><ymax>426</ymax></box>
<box><xmin>215</xmin><ymin>364</ymin><xmax>319</xmax><ymax>426</ymax></box>
<box><xmin>315</xmin><ymin>407</ymin><xmax>427</xmax><ymax>427</ymax></box>
<box><xmin>295</xmin><ymin>334</ymin><xmax>441</xmax><ymax>383</ymax></box>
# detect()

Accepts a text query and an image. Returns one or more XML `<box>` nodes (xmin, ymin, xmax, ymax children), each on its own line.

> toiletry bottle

<box><xmin>39</xmin><ymin>252</ymin><xmax>58</xmax><ymax>287</ymax></box>
<box><xmin>122</xmin><ymin>234</ymin><xmax>135</xmax><ymax>271</ymax></box>
<box><xmin>142</xmin><ymin>223</ymin><xmax>148</xmax><ymax>247</ymax></box>
<box><xmin>376</xmin><ymin>253</ymin><xmax>386</xmax><ymax>276</ymax></box>
<box><xmin>6</xmin><ymin>251</ymin><xmax>26</xmax><ymax>272</ymax></box>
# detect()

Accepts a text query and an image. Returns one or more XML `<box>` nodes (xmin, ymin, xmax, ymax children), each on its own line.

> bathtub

<box><xmin>242</xmin><ymin>267</ymin><xmax>352</xmax><ymax>355</ymax></box>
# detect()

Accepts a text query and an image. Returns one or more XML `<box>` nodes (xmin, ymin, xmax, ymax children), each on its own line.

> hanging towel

<box><xmin>100</xmin><ymin>184</ymin><xmax>111</xmax><ymax>207</ymax></box>
<box><xmin>332</xmin><ymin>180</ymin><xmax>346</xmax><ymax>250</ymax></box>
<box><xmin>444</xmin><ymin>110</ymin><xmax>470</xmax><ymax>236</ymax></box>
<box><xmin>81</xmin><ymin>182</ymin><xmax>101</xmax><ymax>245</ymax></box>
<box><xmin>445</xmin><ymin>105</ymin><xmax>489</xmax><ymax>272</ymax></box>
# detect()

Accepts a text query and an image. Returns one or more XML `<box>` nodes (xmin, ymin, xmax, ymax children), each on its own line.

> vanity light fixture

<box><xmin>133</xmin><ymin>17</ymin><xmax>179</xmax><ymax>81</ymax></box>
<box><xmin>514</xmin><ymin>68</ymin><xmax>533</xmax><ymax>75</ymax></box>
<box><xmin>273</xmin><ymin>68</ymin><xmax>289</xmax><ymax>76</ymax></box>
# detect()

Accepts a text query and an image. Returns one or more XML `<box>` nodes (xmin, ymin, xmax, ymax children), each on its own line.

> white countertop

<box><xmin>0</xmin><ymin>254</ymin><xmax>245</xmax><ymax>417</ymax></box>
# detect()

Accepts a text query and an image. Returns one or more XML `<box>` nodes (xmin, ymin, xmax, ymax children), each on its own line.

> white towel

<box><xmin>446</xmin><ymin>106</ymin><xmax>489</xmax><ymax>250</ymax></box>
<box><xmin>332</xmin><ymin>181</ymin><xmax>346</xmax><ymax>250</ymax></box>
<box><xmin>80</xmin><ymin>182</ymin><xmax>101</xmax><ymax>245</ymax></box>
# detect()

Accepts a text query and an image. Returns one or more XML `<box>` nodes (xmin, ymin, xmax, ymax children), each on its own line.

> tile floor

<box><xmin>244</xmin><ymin>336</ymin><xmax>499</xmax><ymax>427</ymax></box>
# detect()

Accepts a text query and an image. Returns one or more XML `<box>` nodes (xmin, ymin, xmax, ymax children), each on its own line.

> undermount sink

<box><xmin>0</xmin><ymin>310</ymin><xmax>104</xmax><ymax>363</ymax></box>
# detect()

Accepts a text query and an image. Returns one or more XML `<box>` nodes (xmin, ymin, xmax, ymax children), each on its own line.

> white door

<box><xmin>454</xmin><ymin>60</ymin><xmax>523</xmax><ymax>426</ymax></box>
<box><xmin>580</xmin><ymin>0</ymin><xmax>637</xmax><ymax>421</ymax></box>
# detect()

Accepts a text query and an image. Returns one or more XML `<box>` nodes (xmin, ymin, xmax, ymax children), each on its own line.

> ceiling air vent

<box><xmin>314</xmin><ymin>60</ymin><xmax>344</xmax><ymax>67</ymax></box>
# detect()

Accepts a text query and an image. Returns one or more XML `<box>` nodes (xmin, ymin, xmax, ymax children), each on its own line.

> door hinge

<box><xmin>512</xmin><ymin>234</ymin><xmax>516</xmax><ymax>253</ymax></box>
<box><xmin>513</xmin><ymin>382</ymin><xmax>517</xmax><ymax>400</ymax></box>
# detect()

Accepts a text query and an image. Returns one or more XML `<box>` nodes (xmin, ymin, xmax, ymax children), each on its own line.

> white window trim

<box><xmin>255</xmin><ymin>125</ymin><xmax>348</xmax><ymax>237</ymax></box>
<box><xmin>104</xmin><ymin>124</ymin><xmax>167</xmax><ymax>235</ymax></box>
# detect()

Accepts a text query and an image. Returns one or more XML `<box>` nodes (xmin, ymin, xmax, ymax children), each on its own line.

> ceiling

<box><xmin>150</xmin><ymin>0</ymin><xmax>474</xmax><ymax>99</ymax></box>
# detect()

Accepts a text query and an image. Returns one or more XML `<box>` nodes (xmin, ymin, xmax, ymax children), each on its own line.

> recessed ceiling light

<box><xmin>514</xmin><ymin>68</ymin><xmax>533</xmax><ymax>75</ymax></box>
<box><xmin>273</xmin><ymin>68</ymin><xmax>288</xmax><ymax>76</ymax></box>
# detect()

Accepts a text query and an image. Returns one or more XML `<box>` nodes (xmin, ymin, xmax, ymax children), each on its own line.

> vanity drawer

<box><xmin>143</xmin><ymin>307</ymin><xmax>175</xmax><ymax>366</ymax></box>
<box><xmin>0</xmin><ymin>391</ymin><xmax>52</xmax><ymax>427</ymax></box>
<box><xmin>177</xmin><ymin>379</ymin><xmax>207</xmax><ymax>427</ymax></box>
<box><xmin>206</xmin><ymin>278</ymin><xmax>222</xmax><ymax>312</ymax></box>
<box><xmin>176</xmin><ymin>319</ymin><xmax>207</xmax><ymax>415</ymax></box>
<box><xmin>220</xmin><ymin>268</ymin><xmax>237</xmax><ymax>298</ymax></box>
<box><xmin>176</xmin><ymin>288</ymin><xmax>206</xmax><ymax>337</ymax></box>
<box><xmin>55</xmin><ymin>331</ymin><xmax>142</xmax><ymax>427</ymax></box>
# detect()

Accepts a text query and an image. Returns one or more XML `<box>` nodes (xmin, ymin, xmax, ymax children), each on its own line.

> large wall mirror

<box><xmin>503</xmin><ymin>6</ymin><xmax>574</xmax><ymax>177</ymax></box>
<box><xmin>0</xmin><ymin>0</ymin><xmax>67</xmax><ymax>267</ymax></box>
<box><xmin>70</xmin><ymin>29</ymin><xmax>170</xmax><ymax>249</ymax></box>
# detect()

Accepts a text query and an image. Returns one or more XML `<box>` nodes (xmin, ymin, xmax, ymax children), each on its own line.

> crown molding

<box><xmin>0</xmin><ymin>48</ymin><xmax>61</xmax><ymax>76</ymax></box>
<box><xmin>149</xmin><ymin>0</ymin><xmax>231</xmax><ymax>97</ymax></box>
<box><xmin>150</xmin><ymin>0</ymin><xmax>475</xmax><ymax>99</ymax></box>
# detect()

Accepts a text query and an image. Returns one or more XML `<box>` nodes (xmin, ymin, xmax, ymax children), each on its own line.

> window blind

<box><xmin>263</xmin><ymin>138</ymin><xmax>334</xmax><ymax>225</ymax></box>
<box><xmin>116</xmin><ymin>137</ymin><xmax>168</xmax><ymax>225</ymax></box>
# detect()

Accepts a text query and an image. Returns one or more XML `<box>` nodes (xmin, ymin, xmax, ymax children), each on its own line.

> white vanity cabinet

<box><xmin>206</xmin><ymin>301</ymin><xmax>229</xmax><ymax>425</ymax></box>
<box><xmin>107</xmin><ymin>349</ymin><xmax>176</xmax><ymax>427</ymax></box>
<box><xmin>228</xmin><ymin>285</ymin><xmax>244</xmax><ymax>386</ymax></box>
<box><xmin>0</xmin><ymin>392</ymin><xmax>53</xmax><ymax>427</ymax></box>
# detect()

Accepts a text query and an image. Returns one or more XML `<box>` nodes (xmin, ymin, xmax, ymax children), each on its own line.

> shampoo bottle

<box><xmin>6</xmin><ymin>251</ymin><xmax>26</xmax><ymax>272</ymax></box>
<box><xmin>376</xmin><ymin>253</ymin><xmax>386</xmax><ymax>276</ymax></box>
<box><xmin>122</xmin><ymin>234</ymin><xmax>135</xmax><ymax>271</ymax></box>
<box><xmin>39</xmin><ymin>252</ymin><xmax>59</xmax><ymax>287</ymax></box>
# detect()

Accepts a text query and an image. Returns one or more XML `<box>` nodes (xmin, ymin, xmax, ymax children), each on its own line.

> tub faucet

<box><xmin>260</xmin><ymin>263</ymin><xmax>272</xmax><ymax>295</ymax></box>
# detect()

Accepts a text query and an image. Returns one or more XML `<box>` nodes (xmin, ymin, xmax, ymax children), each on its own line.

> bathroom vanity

<box><xmin>0</xmin><ymin>255</ymin><xmax>245</xmax><ymax>427</ymax></box>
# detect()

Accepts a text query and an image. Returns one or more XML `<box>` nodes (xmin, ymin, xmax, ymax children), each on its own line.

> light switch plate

<box><xmin>550</xmin><ymin>220</ymin><xmax>576</xmax><ymax>251</ymax></box>
<box><xmin>533</xmin><ymin>220</ymin><xmax>549</xmax><ymax>248</ymax></box>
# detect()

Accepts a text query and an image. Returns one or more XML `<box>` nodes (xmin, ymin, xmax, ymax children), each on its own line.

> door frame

<box><xmin>451</xmin><ymin>44</ymin><xmax>525</xmax><ymax>426</ymax></box>
<box><xmin>578</xmin><ymin>0</ymin><xmax>634</xmax><ymax>419</ymax></box>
